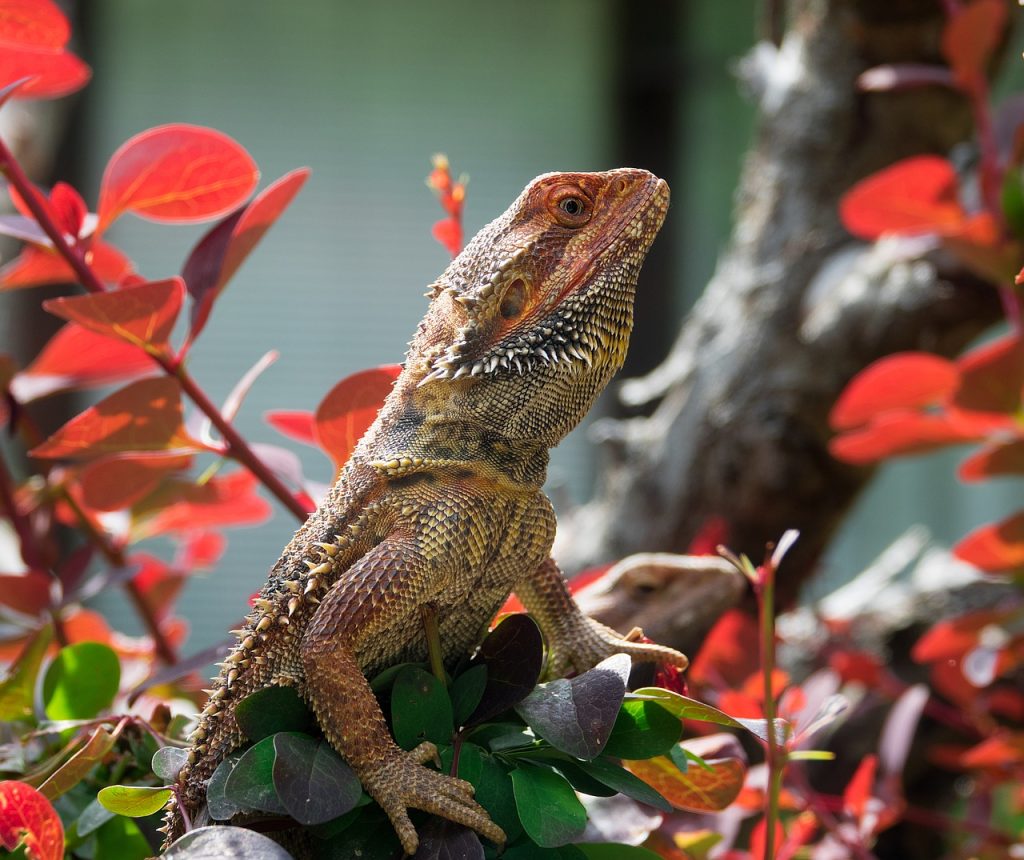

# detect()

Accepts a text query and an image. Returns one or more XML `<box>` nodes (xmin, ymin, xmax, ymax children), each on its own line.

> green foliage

<box><xmin>157</xmin><ymin>620</ymin><xmax>683</xmax><ymax>857</ymax></box>
<box><xmin>97</xmin><ymin>784</ymin><xmax>172</xmax><ymax>817</ymax></box>
<box><xmin>42</xmin><ymin>642</ymin><xmax>120</xmax><ymax>720</ymax></box>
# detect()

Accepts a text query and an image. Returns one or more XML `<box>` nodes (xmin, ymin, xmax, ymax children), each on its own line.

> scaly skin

<box><xmin>164</xmin><ymin>168</ymin><xmax>685</xmax><ymax>855</ymax></box>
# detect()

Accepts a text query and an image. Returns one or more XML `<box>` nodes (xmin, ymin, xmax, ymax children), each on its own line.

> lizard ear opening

<box><xmin>499</xmin><ymin>278</ymin><xmax>529</xmax><ymax>320</ymax></box>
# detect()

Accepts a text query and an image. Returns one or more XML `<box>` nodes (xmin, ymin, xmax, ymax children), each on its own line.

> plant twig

<box><xmin>57</xmin><ymin>485</ymin><xmax>179</xmax><ymax>666</ymax></box>
<box><xmin>0</xmin><ymin>134</ymin><xmax>311</xmax><ymax>525</ymax></box>
<box><xmin>756</xmin><ymin>553</ymin><xmax>783</xmax><ymax>860</ymax></box>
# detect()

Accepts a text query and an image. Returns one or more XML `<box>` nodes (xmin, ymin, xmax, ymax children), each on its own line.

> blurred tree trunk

<box><xmin>558</xmin><ymin>0</ymin><xmax>1002</xmax><ymax>603</ymax></box>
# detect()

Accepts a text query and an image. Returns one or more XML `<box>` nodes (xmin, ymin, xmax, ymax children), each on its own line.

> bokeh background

<box><xmin>2</xmin><ymin>0</ymin><xmax>1022</xmax><ymax>650</ymax></box>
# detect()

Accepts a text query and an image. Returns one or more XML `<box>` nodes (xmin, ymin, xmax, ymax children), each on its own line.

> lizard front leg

<box><xmin>516</xmin><ymin>557</ymin><xmax>690</xmax><ymax>679</ymax></box>
<box><xmin>300</xmin><ymin>532</ymin><xmax>504</xmax><ymax>855</ymax></box>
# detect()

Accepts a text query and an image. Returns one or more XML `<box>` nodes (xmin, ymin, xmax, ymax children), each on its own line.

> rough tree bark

<box><xmin>557</xmin><ymin>0</ymin><xmax>1003</xmax><ymax>605</ymax></box>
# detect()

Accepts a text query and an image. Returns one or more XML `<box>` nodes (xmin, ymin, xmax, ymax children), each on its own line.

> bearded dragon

<box><xmin>164</xmin><ymin>168</ymin><xmax>686</xmax><ymax>855</ymax></box>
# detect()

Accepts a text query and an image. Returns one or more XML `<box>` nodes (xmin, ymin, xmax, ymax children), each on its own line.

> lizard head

<box><xmin>409</xmin><ymin>168</ymin><xmax>669</xmax><ymax>445</ymax></box>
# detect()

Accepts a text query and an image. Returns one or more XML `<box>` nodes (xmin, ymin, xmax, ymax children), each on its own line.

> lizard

<box><xmin>163</xmin><ymin>167</ymin><xmax>687</xmax><ymax>855</ymax></box>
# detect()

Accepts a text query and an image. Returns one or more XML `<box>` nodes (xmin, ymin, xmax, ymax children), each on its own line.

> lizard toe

<box><xmin>362</xmin><ymin>749</ymin><xmax>505</xmax><ymax>851</ymax></box>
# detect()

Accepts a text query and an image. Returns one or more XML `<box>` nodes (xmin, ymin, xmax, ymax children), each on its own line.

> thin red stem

<box><xmin>163</xmin><ymin>358</ymin><xmax>309</xmax><ymax>521</ymax></box>
<box><xmin>0</xmin><ymin>136</ymin><xmax>106</xmax><ymax>295</ymax></box>
<box><xmin>756</xmin><ymin>560</ymin><xmax>782</xmax><ymax>860</ymax></box>
<box><xmin>57</xmin><ymin>485</ymin><xmax>179</xmax><ymax>666</ymax></box>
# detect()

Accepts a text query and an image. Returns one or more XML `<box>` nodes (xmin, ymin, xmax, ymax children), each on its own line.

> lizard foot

<box><xmin>547</xmin><ymin>616</ymin><xmax>689</xmax><ymax>679</ymax></box>
<box><xmin>360</xmin><ymin>741</ymin><xmax>506</xmax><ymax>855</ymax></box>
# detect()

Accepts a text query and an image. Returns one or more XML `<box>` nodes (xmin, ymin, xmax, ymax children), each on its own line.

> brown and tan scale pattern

<box><xmin>164</xmin><ymin>169</ymin><xmax>686</xmax><ymax>856</ymax></box>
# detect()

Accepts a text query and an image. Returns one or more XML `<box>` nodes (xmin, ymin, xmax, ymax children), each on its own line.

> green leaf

<box><xmin>0</xmin><ymin>626</ymin><xmax>52</xmax><ymax>721</ymax></box>
<box><xmin>152</xmin><ymin>745</ymin><xmax>188</xmax><ymax>782</ymax></box>
<box><xmin>235</xmin><ymin>685</ymin><xmax>314</xmax><ymax>742</ymax></box>
<box><xmin>544</xmin><ymin>759</ymin><xmax>617</xmax><ymax>798</ymax></box>
<box><xmin>602</xmin><ymin>699</ymin><xmax>681</xmax><ymax>760</ymax></box>
<box><xmin>467</xmin><ymin>615</ymin><xmax>544</xmax><ymax>725</ymax></box>
<box><xmin>788</xmin><ymin>749</ymin><xmax>836</xmax><ymax>761</ymax></box>
<box><xmin>368</xmin><ymin>661</ymin><xmax>424</xmax><ymax>693</ymax></box>
<box><xmin>271</xmin><ymin>733</ymin><xmax>361</xmax><ymax>825</ymax></box>
<box><xmin>451</xmin><ymin>742</ymin><xmax>522</xmax><ymax>841</ymax></box>
<box><xmin>207</xmin><ymin>752</ymin><xmax>252</xmax><ymax>821</ymax></box>
<box><xmin>578</xmin><ymin>845</ymin><xmax>663</xmax><ymax>860</ymax></box>
<box><xmin>510</xmin><ymin>765</ymin><xmax>586</xmax><ymax>847</ymax></box>
<box><xmin>223</xmin><ymin>735</ymin><xmax>286</xmax><ymax>814</ymax></box>
<box><xmin>94</xmin><ymin>815</ymin><xmax>151</xmax><ymax>859</ymax></box>
<box><xmin>515</xmin><ymin>654</ymin><xmax>628</xmax><ymax>761</ymax></box>
<box><xmin>76</xmin><ymin>797</ymin><xmax>115</xmax><ymax>837</ymax></box>
<box><xmin>577</xmin><ymin>756</ymin><xmax>672</xmax><ymax>812</ymax></box>
<box><xmin>391</xmin><ymin>666</ymin><xmax>453</xmax><ymax>750</ymax></box>
<box><xmin>164</xmin><ymin>824</ymin><xmax>295</xmax><ymax>858</ymax></box>
<box><xmin>630</xmin><ymin>687</ymin><xmax>789</xmax><ymax>745</ymax></box>
<box><xmin>97</xmin><ymin>785</ymin><xmax>172</xmax><ymax>817</ymax></box>
<box><xmin>451</xmin><ymin>664</ymin><xmax>488</xmax><ymax>726</ymax></box>
<box><xmin>411</xmin><ymin>819</ymin><xmax>485</xmax><ymax>859</ymax></box>
<box><xmin>42</xmin><ymin>642</ymin><xmax>120</xmax><ymax>720</ymax></box>
<box><xmin>1003</xmin><ymin>167</ymin><xmax>1024</xmax><ymax>238</ymax></box>
<box><xmin>316</xmin><ymin>810</ymin><xmax>401</xmax><ymax>859</ymax></box>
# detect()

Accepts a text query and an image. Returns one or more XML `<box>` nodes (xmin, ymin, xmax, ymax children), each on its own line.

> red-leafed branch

<box><xmin>0</xmin><ymin>135</ymin><xmax>310</xmax><ymax>525</ymax></box>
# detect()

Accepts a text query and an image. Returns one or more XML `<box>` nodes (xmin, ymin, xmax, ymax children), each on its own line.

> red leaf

<box><xmin>131</xmin><ymin>469</ymin><xmax>271</xmax><ymax>540</ymax></box>
<box><xmin>959</xmin><ymin>732</ymin><xmax>1024</xmax><ymax>770</ymax></box>
<box><xmin>173</xmin><ymin>530</ymin><xmax>225</xmax><ymax>571</ymax></box>
<box><xmin>43</xmin><ymin>277</ymin><xmax>184</xmax><ymax>354</ymax></box>
<box><xmin>264</xmin><ymin>410</ymin><xmax>318</xmax><ymax>447</ymax></box>
<box><xmin>0</xmin><ymin>571</ymin><xmax>52</xmax><ymax>616</ymax></box>
<box><xmin>314</xmin><ymin>365</ymin><xmax>401</xmax><ymax>468</ymax></box>
<box><xmin>0</xmin><ymin>242</ymin><xmax>133</xmax><ymax>291</ymax></box>
<box><xmin>48</xmin><ymin>182</ymin><xmax>85</xmax><ymax>238</ymax></box>
<box><xmin>829</xmin><ymin>353</ymin><xmax>959</xmax><ymax>431</ymax></box>
<box><xmin>689</xmin><ymin>609</ymin><xmax>761</xmax><ymax>689</ymax></box>
<box><xmin>29</xmin><ymin>377</ymin><xmax>196</xmax><ymax>461</ymax></box>
<box><xmin>432</xmin><ymin>218</ymin><xmax>462</xmax><ymax>258</ymax></box>
<box><xmin>0</xmin><ymin>780</ymin><xmax>63</xmax><ymax>860</ymax></box>
<box><xmin>750</xmin><ymin>818</ymin><xmax>785</xmax><ymax>860</ymax></box>
<box><xmin>829</xmin><ymin>410</ymin><xmax>984</xmax><ymax>465</ymax></box>
<box><xmin>625</xmin><ymin>748</ymin><xmax>745</xmax><ymax>812</ymax></box>
<box><xmin>951</xmin><ymin>333</ymin><xmax>1024</xmax><ymax>428</ymax></box>
<box><xmin>131</xmin><ymin>554</ymin><xmax>184</xmax><ymax>621</ymax></box>
<box><xmin>953</xmin><ymin>511</ymin><xmax>1024</xmax><ymax>573</ymax></box>
<box><xmin>96</xmin><ymin>124</ymin><xmax>259</xmax><ymax>231</ymax></box>
<box><xmin>686</xmin><ymin>516</ymin><xmax>729</xmax><ymax>556</ymax></box>
<box><xmin>839</xmin><ymin>156</ymin><xmax>966</xmax><ymax>240</ymax></box>
<box><xmin>959</xmin><ymin>439</ymin><xmax>1024</xmax><ymax>481</ymax></box>
<box><xmin>942</xmin><ymin>0</ymin><xmax>1008</xmax><ymax>94</ymax></box>
<box><xmin>913</xmin><ymin>608</ymin><xmax>1012</xmax><ymax>662</ymax></box>
<box><xmin>0</xmin><ymin>45</ymin><xmax>89</xmax><ymax>99</ymax></box>
<box><xmin>843</xmin><ymin>754</ymin><xmax>877</xmax><ymax>819</ymax></box>
<box><xmin>10</xmin><ymin>322</ymin><xmax>155</xmax><ymax>401</ymax></box>
<box><xmin>183</xmin><ymin>168</ymin><xmax>310</xmax><ymax>345</ymax></box>
<box><xmin>77</xmin><ymin>451</ymin><xmax>193</xmax><ymax>512</ymax></box>
<box><xmin>0</xmin><ymin>0</ymin><xmax>69</xmax><ymax>49</ymax></box>
<box><xmin>828</xmin><ymin>650</ymin><xmax>883</xmax><ymax>687</ymax></box>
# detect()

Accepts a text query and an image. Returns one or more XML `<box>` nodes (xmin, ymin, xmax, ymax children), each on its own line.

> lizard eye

<box><xmin>500</xmin><ymin>278</ymin><xmax>528</xmax><ymax>319</ymax></box>
<box><xmin>548</xmin><ymin>186</ymin><xmax>593</xmax><ymax>227</ymax></box>
<box><xmin>559</xmin><ymin>197</ymin><xmax>584</xmax><ymax>216</ymax></box>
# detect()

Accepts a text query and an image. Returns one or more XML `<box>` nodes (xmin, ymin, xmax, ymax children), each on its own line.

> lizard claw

<box><xmin>546</xmin><ymin>616</ymin><xmax>689</xmax><ymax>679</ymax></box>
<box><xmin>360</xmin><ymin>743</ymin><xmax>506</xmax><ymax>855</ymax></box>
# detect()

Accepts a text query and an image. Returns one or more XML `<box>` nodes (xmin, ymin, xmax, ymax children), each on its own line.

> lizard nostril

<box><xmin>614</xmin><ymin>178</ymin><xmax>629</xmax><ymax>194</ymax></box>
